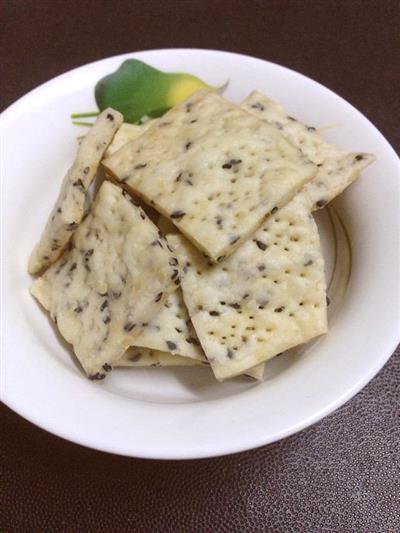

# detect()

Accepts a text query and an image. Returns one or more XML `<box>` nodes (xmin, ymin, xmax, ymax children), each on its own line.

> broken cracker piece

<box><xmin>29</xmin><ymin>108</ymin><xmax>123</xmax><ymax>274</ymax></box>
<box><xmin>31</xmin><ymin>180</ymin><xmax>179</xmax><ymax>379</ymax></box>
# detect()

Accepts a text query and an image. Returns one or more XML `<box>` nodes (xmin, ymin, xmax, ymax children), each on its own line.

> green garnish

<box><xmin>94</xmin><ymin>59</ymin><xmax>226</xmax><ymax>123</ymax></box>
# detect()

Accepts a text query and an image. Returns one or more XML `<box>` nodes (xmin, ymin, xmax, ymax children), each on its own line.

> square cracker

<box><xmin>103</xmin><ymin>90</ymin><xmax>317</xmax><ymax>262</ymax></box>
<box><xmin>28</xmin><ymin>108</ymin><xmax>123</xmax><ymax>274</ymax></box>
<box><xmin>169</xmin><ymin>196</ymin><xmax>328</xmax><ymax>381</ymax></box>
<box><xmin>241</xmin><ymin>91</ymin><xmax>375</xmax><ymax>211</ymax></box>
<box><xmin>31</xmin><ymin>180</ymin><xmax>180</xmax><ymax>379</ymax></box>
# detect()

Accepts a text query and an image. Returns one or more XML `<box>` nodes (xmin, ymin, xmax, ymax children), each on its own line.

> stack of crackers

<box><xmin>29</xmin><ymin>90</ymin><xmax>374</xmax><ymax>381</ymax></box>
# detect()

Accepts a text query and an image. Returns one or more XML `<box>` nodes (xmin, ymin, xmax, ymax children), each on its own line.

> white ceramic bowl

<box><xmin>2</xmin><ymin>49</ymin><xmax>399</xmax><ymax>459</ymax></box>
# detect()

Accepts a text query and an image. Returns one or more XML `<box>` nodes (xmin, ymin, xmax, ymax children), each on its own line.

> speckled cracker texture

<box><xmin>169</xmin><ymin>196</ymin><xmax>328</xmax><ymax>381</ymax></box>
<box><xmin>131</xmin><ymin>288</ymin><xmax>207</xmax><ymax>362</ymax></box>
<box><xmin>116</xmin><ymin>347</ymin><xmax>202</xmax><ymax>367</ymax></box>
<box><xmin>28</xmin><ymin>108</ymin><xmax>123</xmax><ymax>274</ymax></box>
<box><xmin>30</xmin><ymin>181</ymin><xmax>180</xmax><ymax>379</ymax></box>
<box><xmin>103</xmin><ymin>90</ymin><xmax>317</xmax><ymax>262</ymax></box>
<box><xmin>242</xmin><ymin>91</ymin><xmax>375</xmax><ymax>211</ymax></box>
<box><xmin>104</xmin><ymin>121</ymin><xmax>155</xmax><ymax>158</ymax></box>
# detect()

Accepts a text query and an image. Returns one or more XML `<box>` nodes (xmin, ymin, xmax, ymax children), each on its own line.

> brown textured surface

<box><xmin>1</xmin><ymin>1</ymin><xmax>399</xmax><ymax>532</ymax></box>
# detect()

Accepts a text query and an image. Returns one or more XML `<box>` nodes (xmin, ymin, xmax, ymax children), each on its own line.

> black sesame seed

<box><xmin>83</xmin><ymin>166</ymin><xmax>90</xmax><ymax>175</ymax></box>
<box><xmin>270</xmin><ymin>206</ymin><xmax>278</xmax><ymax>215</ymax></box>
<box><xmin>112</xmin><ymin>291</ymin><xmax>121</xmax><ymax>299</ymax></box>
<box><xmin>57</xmin><ymin>207</ymin><xmax>62</xmax><ymax>213</ymax></box>
<box><xmin>175</xmin><ymin>172</ymin><xmax>182</xmax><ymax>182</ymax></box>
<box><xmin>170</xmin><ymin>210</ymin><xmax>186</xmax><ymax>219</ymax></box>
<box><xmin>73</xmin><ymin>179</ymin><xmax>84</xmax><ymax>188</ymax></box>
<box><xmin>190</xmin><ymin>119</ymin><xmax>197</xmax><ymax>123</ymax></box>
<box><xmin>209</xmin><ymin>310</ymin><xmax>220</xmax><ymax>316</ymax></box>
<box><xmin>287</xmin><ymin>116</ymin><xmax>296</xmax><ymax>121</ymax></box>
<box><xmin>228</xmin><ymin>302</ymin><xmax>241</xmax><ymax>310</ymax></box>
<box><xmin>102</xmin><ymin>363</ymin><xmax>112</xmax><ymax>372</ymax></box>
<box><xmin>155</xmin><ymin>292</ymin><xmax>163</xmax><ymax>302</ymax></box>
<box><xmin>124</xmin><ymin>322</ymin><xmax>136</xmax><ymax>332</ymax></box>
<box><xmin>166</xmin><ymin>341</ymin><xmax>177</xmax><ymax>351</ymax></box>
<box><xmin>307</xmin><ymin>126</ymin><xmax>316</xmax><ymax>131</ymax></box>
<box><xmin>134</xmin><ymin>163</ymin><xmax>147</xmax><ymax>169</ymax></box>
<box><xmin>254</xmin><ymin>239</ymin><xmax>267</xmax><ymax>251</ymax></box>
<box><xmin>304</xmin><ymin>259</ymin><xmax>313</xmax><ymax>266</ymax></box>
<box><xmin>185</xmin><ymin>141</ymin><xmax>192</xmax><ymax>150</ymax></box>
<box><xmin>69</xmin><ymin>262</ymin><xmax>77</xmax><ymax>272</ymax></box>
<box><xmin>100</xmin><ymin>300</ymin><xmax>108</xmax><ymax>311</ymax></box>
<box><xmin>106</xmin><ymin>113</ymin><xmax>114</xmax><ymax>121</ymax></box>
<box><xmin>217</xmin><ymin>255</ymin><xmax>225</xmax><ymax>262</ymax></box>
<box><xmin>316</xmin><ymin>199</ymin><xmax>327</xmax><ymax>208</ymax></box>
<box><xmin>220</xmin><ymin>301</ymin><xmax>226</xmax><ymax>305</ymax></box>
<box><xmin>258</xmin><ymin>265</ymin><xmax>266</xmax><ymax>271</ymax></box>
<box><xmin>171</xmin><ymin>269</ymin><xmax>179</xmax><ymax>280</ymax></box>
<box><xmin>89</xmin><ymin>372</ymin><xmax>106</xmax><ymax>380</ymax></box>
<box><xmin>222</xmin><ymin>163</ymin><xmax>232</xmax><ymax>169</ymax></box>
<box><xmin>251</xmin><ymin>102</ymin><xmax>265</xmax><ymax>111</ymax></box>
<box><xmin>326</xmin><ymin>295</ymin><xmax>331</xmax><ymax>306</ymax></box>
<box><xmin>169</xmin><ymin>257</ymin><xmax>178</xmax><ymax>266</ymax></box>
<box><xmin>274</xmin><ymin>306</ymin><xmax>285</xmax><ymax>313</ymax></box>
<box><xmin>230</xmin><ymin>236</ymin><xmax>240</xmax><ymax>245</ymax></box>
<box><xmin>85</xmin><ymin>249</ymin><xmax>94</xmax><ymax>257</ymax></box>
<box><xmin>317</xmin><ymin>163</ymin><xmax>323</xmax><ymax>167</ymax></box>
<box><xmin>355</xmin><ymin>154</ymin><xmax>364</xmax><ymax>161</ymax></box>
<box><xmin>227</xmin><ymin>348</ymin><xmax>234</xmax><ymax>359</ymax></box>
<box><xmin>74</xmin><ymin>305</ymin><xmax>83</xmax><ymax>313</ymax></box>
<box><xmin>67</xmin><ymin>222</ymin><xmax>78</xmax><ymax>230</ymax></box>
<box><xmin>175</xmin><ymin>328</ymin><xmax>182</xmax><ymax>333</ymax></box>
<box><xmin>174</xmin><ymin>278</ymin><xmax>180</xmax><ymax>285</ymax></box>
<box><xmin>103</xmin><ymin>316</ymin><xmax>111</xmax><ymax>324</ymax></box>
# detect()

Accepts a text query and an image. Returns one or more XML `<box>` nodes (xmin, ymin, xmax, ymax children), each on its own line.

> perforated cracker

<box><xmin>103</xmin><ymin>90</ymin><xmax>316</xmax><ymax>262</ymax></box>
<box><xmin>169</xmin><ymin>197</ymin><xmax>328</xmax><ymax>381</ymax></box>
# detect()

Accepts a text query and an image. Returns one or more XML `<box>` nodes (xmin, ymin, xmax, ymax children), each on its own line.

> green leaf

<box><xmin>95</xmin><ymin>59</ymin><xmax>226</xmax><ymax>123</ymax></box>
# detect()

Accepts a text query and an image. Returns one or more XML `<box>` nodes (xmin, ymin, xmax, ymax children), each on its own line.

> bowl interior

<box><xmin>2</xmin><ymin>49</ymin><xmax>399</xmax><ymax>458</ymax></box>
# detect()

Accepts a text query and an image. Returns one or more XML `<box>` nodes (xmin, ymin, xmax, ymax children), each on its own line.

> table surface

<box><xmin>1</xmin><ymin>1</ymin><xmax>399</xmax><ymax>531</ymax></box>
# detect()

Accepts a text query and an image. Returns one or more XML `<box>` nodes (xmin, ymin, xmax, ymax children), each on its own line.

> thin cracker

<box><xmin>242</xmin><ymin>91</ymin><xmax>375</xmax><ymax>211</ymax></box>
<box><xmin>103</xmin><ymin>90</ymin><xmax>316</xmax><ymax>262</ymax></box>
<box><xmin>169</xmin><ymin>196</ymin><xmax>328</xmax><ymax>381</ymax></box>
<box><xmin>117</xmin><ymin>347</ymin><xmax>202</xmax><ymax>367</ymax></box>
<box><xmin>29</xmin><ymin>108</ymin><xmax>123</xmax><ymax>274</ymax></box>
<box><xmin>31</xmin><ymin>180</ymin><xmax>180</xmax><ymax>379</ymax></box>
